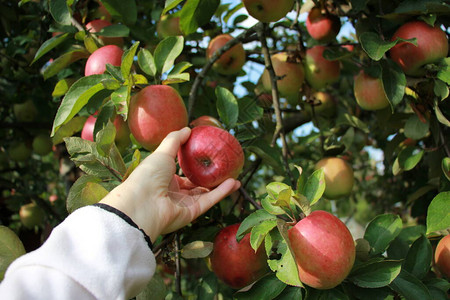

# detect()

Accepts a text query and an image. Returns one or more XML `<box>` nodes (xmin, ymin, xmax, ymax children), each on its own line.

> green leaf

<box><xmin>273</xmin><ymin>286</ymin><xmax>303</xmax><ymax>300</ymax></box>
<box><xmin>0</xmin><ymin>226</ymin><xmax>26</xmax><ymax>281</ymax></box>
<box><xmin>435</xmin><ymin>103</ymin><xmax>450</xmax><ymax>127</ymax></box>
<box><xmin>121</xmin><ymin>42</ymin><xmax>140</xmax><ymax>80</ymax></box>
<box><xmin>216</xmin><ymin>86</ymin><xmax>238</xmax><ymax>128</ymax></box>
<box><xmin>349</xmin><ymin>260</ymin><xmax>402</xmax><ymax>288</ymax></box>
<box><xmin>306</xmin><ymin>287</ymin><xmax>350</xmax><ymax>300</ymax></box>
<box><xmin>181</xmin><ymin>241</ymin><xmax>213</xmax><ymax>259</ymax></box>
<box><xmin>136</xmin><ymin>273</ymin><xmax>167</xmax><ymax>300</ymax></box>
<box><xmin>381</xmin><ymin>59</ymin><xmax>406</xmax><ymax>110</ymax></box>
<box><xmin>403</xmin><ymin>235</ymin><xmax>432</xmax><ymax>279</ymax></box>
<box><xmin>237</xmin><ymin>210</ymin><xmax>277</xmax><ymax>241</ymax></box>
<box><xmin>397</xmin><ymin>146</ymin><xmax>424</xmax><ymax>171</ymax></box>
<box><xmin>302</xmin><ymin>168</ymin><xmax>325</xmax><ymax>206</ymax></box>
<box><xmin>364</xmin><ymin>214</ymin><xmax>403</xmax><ymax>255</ymax></box>
<box><xmin>437</xmin><ymin>58</ymin><xmax>450</xmax><ymax>84</ymax></box>
<box><xmin>434</xmin><ymin>79</ymin><xmax>449</xmax><ymax>101</ymax></box>
<box><xmin>169</xmin><ymin>61</ymin><xmax>192</xmax><ymax>75</ymax></box>
<box><xmin>95</xmin><ymin>121</ymin><xmax>116</xmax><ymax>157</ymax></box>
<box><xmin>64</xmin><ymin>137</ymin><xmax>126</xmax><ymax>179</ymax></box>
<box><xmin>404</xmin><ymin>114</ymin><xmax>429</xmax><ymax>140</ymax></box>
<box><xmin>163</xmin><ymin>73</ymin><xmax>190</xmax><ymax>84</ymax></box>
<box><xmin>179</xmin><ymin>0</ymin><xmax>220</xmax><ymax>35</ymax></box>
<box><xmin>97</xmin><ymin>24</ymin><xmax>130</xmax><ymax>37</ymax></box>
<box><xmin>250</xmin><ymin>218</ymin><xmax>277</xmax><ymax>251</ymax></box>
<box><xmin>111</xmin><ymin>86</ymin><xmax>130</xmax><ymax>115</ymax></box>
<box><xmin>137</xmin><ymin>48</ymin><xmax>157</xmax><ymax>77</ymax></box>
<box><xmin>195</xmin><ymin>273</ymin><xmax>218</xmax><ymax>300</ymax></box>
<box><xmin>266</xmin><ymin>182</ymin><xmax>291</xmax><ymax>200</ymax></box>
<box><xmin>265</xmin><ymin>227</ymin><xmax>302</xmax><ymax>286</ymax></box>
<box><xmin>390</xmin><ymin>269</ymin><xmax>432</xmax><ymax>300</ymax></box>
<box><xmin>51</xmin><ymin>74</ymin><xmax>111</xmax><ymax>136</ymax></box>
<box><xmin>162</xmin><ymin>0</ymin><xmax>184</xmax><ymax>15</ymax></box>
<box><xmin>100</xmin><ymin>0</ymin><xmax>137</xmax><ymax>25</ymax></box>
<box><xmin>235</xmin><ymin>274</ymin><xmax>286</xmax><ymax>300</ymax></box>
<box><xmin>387</xmin><ymin>225</ymin><xmax>426</xmax><ymax>260</ymax></box>
<box><xmin>50</xmin><ymin>0</ymin><xmax>71</xmax><ymax>25</ymax></box>
<box><xmin>261</xmin><ymin>195</ymin><xmax>288</xmax><ymax>216</ymax></box>
<box><xmin>52</xmin><ymin>116</ymin><xmax>87</xmax><ymax>145</ymax></box>
<box><xmin>154</xmin><ymin>36</ymin><xmax>184</xmax><ymax>74</ymax></box>
<box><xmin>442</xmin><ymin>157</ymin><xmax>450</xmax><ymax>181</ymax></box>
<box><xmin>426</xmin><ymin>192</ymin><xmax>450</xmax><ymax>234</ymax></box>
<box><xmin>32</xmin><ymin>33</ymin><xmax>70</xmax><ymax>64</ymax></box>
<box><xmin>337</xmin><ymin>113</ymin><xmax>369</xmax><ymax>133</ymax></box>
<box><xmin>246</xmin><ymin>139</ymin><xmax>284</xmax><ymax>175</ymax></box>
<box><xmin>43</xmin><ymin>49</ymin><xmax>90</xmax><ymax>80</ymax></box>
<box><xmin>237</xmin><ymin>97</ymin><xmax>264</xmax><ymax>125</ymax></box>
<box><xmin>66</xmin><ymin>175</ymin><xmax>110</xmax><ymax>213</ymax></box>
<box><xmin>359</xmin><ymin>32</ymin><xmax>417</xmax><ymax>61</ymax></box>
<box><xmin>105</xmin><ymin>64</ymin><xmax>124</xmax><ymax>82</ymax></box>
<box><xmin>52</xmin><ymin>78</ymin><xmax>76</xmax><ymax>97</ymax></box>
<box><xmin>123</xmin><ymin>149</ymin><xmax>141</xmax><ymax>181</ymax></box>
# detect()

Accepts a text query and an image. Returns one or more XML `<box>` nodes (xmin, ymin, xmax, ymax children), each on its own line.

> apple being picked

<box><xmin>128</xmin><ymin>85</ymin><xmax>188</xmax><ymax>151</ymax></box>
<box><xmin>306</xmin><ymin>7</ymin><xmax>341</xmax><ymax>43</ymax></box>
<box><xmin>242</xmin><ymin>0</ymin><xmax>294</xmax><ymax>23</ymax></box>
<box><xmin>210</xmin><ymin>223</ymin><xmax>267</xmax><ymax>289</ymax></box>
<box><xmin>390</xmin><ymin>21</ymin><xmax>448</xmax><ymax>77</ymax></box>
<box><xmin>86</xmin><ymin>19</ymin><xmax>124</xmax><ymax>46</ymax></box>
<box><xmin>304</xmin><ymin>45</ymin><xmax>340</xmax><ymax>90</ymax></box>
<box><xmin>288</xmin><ymin>210</ymin><xmax>355</xmax><ymax>289</ymax></box>
<box><xmin>206</xmin><ymin>34</ymin><xmax>246</xmax><ymax>75</ymax></box>
<box><xmin>261</xmin><ymin>52</ymin><xmax>305</xmax><ymax>105</ymax></box>
<box><xmin>435</xmin><ymin>234</ymin><xmax>450</xmax><ymax>278</ymax></box>
<box><xmin>178</xmin><ymin>126</ymin><xmax>244</xmax><ymax>189</ymax></box>
<box><xmin>353</xmin><ymin>70</ymin><xmax>390</xmax><ymax>111</ymax></box>
<box><xmin>315</xmin><ymin>157</ymin><xmax>354</xmax><ymax>199</ymax></box>
<box><xmin>85</xmin><ymin>45</ymin><xmax>123</xmax><ymax>76</ymax></box>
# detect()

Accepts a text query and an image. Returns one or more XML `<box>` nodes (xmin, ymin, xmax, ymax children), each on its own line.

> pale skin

<box><xmin>100</xmin><ymin>127</ymin><xmax>241</xmax><ymax>243</ymax></box>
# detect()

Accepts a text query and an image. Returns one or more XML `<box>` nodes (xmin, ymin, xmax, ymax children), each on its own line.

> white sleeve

<box><xmin>0</xmin><ymin>205</ymin><xmax>156</xmax><ymax>300</ymax></box>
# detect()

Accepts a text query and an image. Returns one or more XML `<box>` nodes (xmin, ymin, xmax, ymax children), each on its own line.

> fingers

<box><xmin>193</xmin><ymin>179</ymin><xmax>241</xmax><ymax>218</ymax></box>
<box><xmin>154</xmin><ymin>127</ymin><xmax>191</xmax><ymax>158</ymax></box>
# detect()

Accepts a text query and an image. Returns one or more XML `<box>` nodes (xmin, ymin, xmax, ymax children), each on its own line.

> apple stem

<box><xmin>256</xmin><ymin>22</ymin><xmax>295</xmax><ymax>186</ymax></box>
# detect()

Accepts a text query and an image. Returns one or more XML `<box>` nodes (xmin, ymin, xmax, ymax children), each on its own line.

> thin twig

<box><xmin>239</xmin><ymin>186</ymin><xmax>262</xmax><ymax>209</ymax></box>
<box><xmin>175</xmin><ymin>233</ymin><xmax>182</xmax><ymax>296</ymax></box>
<box><xmin>187</xmin><ymin>23</ymin><xmax>261</xmax><ymax>121</ymax></box>
<box><xmin>256</xmin><ymin>22</ymin><xmax>295</xmax><ymax>185</ymax></box>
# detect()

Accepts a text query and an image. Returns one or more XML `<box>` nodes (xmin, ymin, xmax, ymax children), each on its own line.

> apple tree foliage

<box><xmin>0</xmin><ymin>0</ymin><xmax>449</xmax><ymax>298</ymax></box>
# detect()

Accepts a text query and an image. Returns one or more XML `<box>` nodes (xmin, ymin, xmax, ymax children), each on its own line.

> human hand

<box><xmin>100</xmin><ymin>127</ymin><xmax>241</xmax><ymax>242</ymax></box>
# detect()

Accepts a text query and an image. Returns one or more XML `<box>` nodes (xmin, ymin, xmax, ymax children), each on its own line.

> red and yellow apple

<box><xmin>353</xmin><ymin>70</ymin><xmax>390</xmax><ymax>111</ymax></box>
<box><xmin>435</xmin><ymin>235</ymin><xmax>450</xmax><ymax>278</ymax></box>
<box><xmin>306</xmin><ymin>8</ymin><xmax>341</xmax><ymax>42</ymax></box>
<box><xmin>390</xmin><ymin>21</ymin><xmax>448</xmax><ymax>77</ymax></box>
<box><xmin>85</xmin><ymin>45</ymin><xmax>123</xmax><ymax>76</ymax></box>
<box><xmin>242</xmin><ymin>0</ymin><xmax>294</xmax><ymax>23</ymax></box>
<box><xmin>157</xmin><ymin>14</ymin><xmax>182</xmax><ymax>38</ymax></box>
<box><xmin>261</xmin><ymin>52</ymin><xmax>305</xmax><ymax>104</ymax></box>
<box><xmin>86</xmin><ymin>19</ymin><xmax>124</xmax><ymax>46</ymax></box>
<box><xmin>128</xmin><ymin>85</ymin><xmax>188</xmax><ymax>151</ymax></box>
<box><xmin>288</xmin><ymin>210</ymin><xmax>355</xmax><ymax>289</ymax></box>
<box><xmin>190</xmin><ymin>116</ymin><xmax>223</xmax><ymax>129</ymax></box>
<box><xmin>304</xmin><ymin>46</ymin><xmax>340</xmax><ymax>90</ymax></box>
<box><xmin>206</xmin><ymin>34</ymin><xmax>246</xmax><ymax>75</ymax></box>
<box><xmin>210</xmin><ymin>223</ymin><xmax>267</xmax><ymax>289</ymax></box>
<box><xmin>304</xmin><ymin>91</ymin><xmax>336</xmax><ymax>118</ymax></box>
<box><xmin>314</xmin><ymin>157</ymin><xmax>354</xmax><ymax>199</ymax></box>
<box><xmin>178</xmin><ymin>126</ymin><xmax>244</xmax><ymax>188</ymax></box>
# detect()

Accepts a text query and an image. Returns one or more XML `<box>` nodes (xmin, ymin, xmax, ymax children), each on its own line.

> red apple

<box><xmin>304</xmin><ymin>46</ymin><xmax>340</xmax><ymax>90</ymax></box>
<box><xmin>390</xmin><ymin>21</ymin><xmax>448</xmax><ymax>76</ymax></box>
<box><xmin>314</xmin><ymin>157</ymin><xmax>354</xmax><ymax>199</ymax></box>
<box><xmin>242</xmin><ymin>0</ymin><xmax>294</xmax><ymax>23</ymax></box>
<box><xmin>86</xmin><ymin>19</ymin><xmax>124</xmax><ymax>46</ymax></box>
<box><xmin>353</xmin><ymin>70</ymin><xmax>390</xmax><ymax>111</ymax></box>
<box><xmin>435</xmin><ymin>235</ymin><xmax>450</xmax><ymax>278</ymax></box>
<box><xmin>261</xmin><ymin>52</ymin><xmax>305</xmax><ymax>104</ymax></box>
<box><xmin>288</xmin><ymin>210</ymin><xmax>356</xmax><ymax>289</ymax></box>
<box><xmin>206</xmin><ymin>34</ymin><xmax>246</xmax><ymax>75</ymax></box>
<box><xmin>81</xmin><ymin>114</ymin><xmax>131</xmax><ymax>152</ymax></box>
<box><xmin>128</xmin><ymin>85</ymin><xmax>188</xmax><ymax>151</ymax></box>
<box><xmin>210</xmin><ymin>223</ymin><xmax>267</xmax><ymax>289</ymax></box>
<box><xmin>177</xmin><ymin>126</ymin><xmax>244</xmax><ymax>188</ymax></box>
<box><xmin>190</xmin><ymin>116</ymin><xmax>223</xmax><ymax>129</ymax></box>
<box><xmin>85</xmin><ymin>45</ymin><xmax>123</xmax><ymax>76</ymax></box>
<box><xmin>157</xmin><ymin>14</ymin><xmax>182</xmax><ymax>38</ymax></box>
<box><xmin>306</xmin><ymin>8</ymin><xmax>341</xmax><ymax>42</ymax></box>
